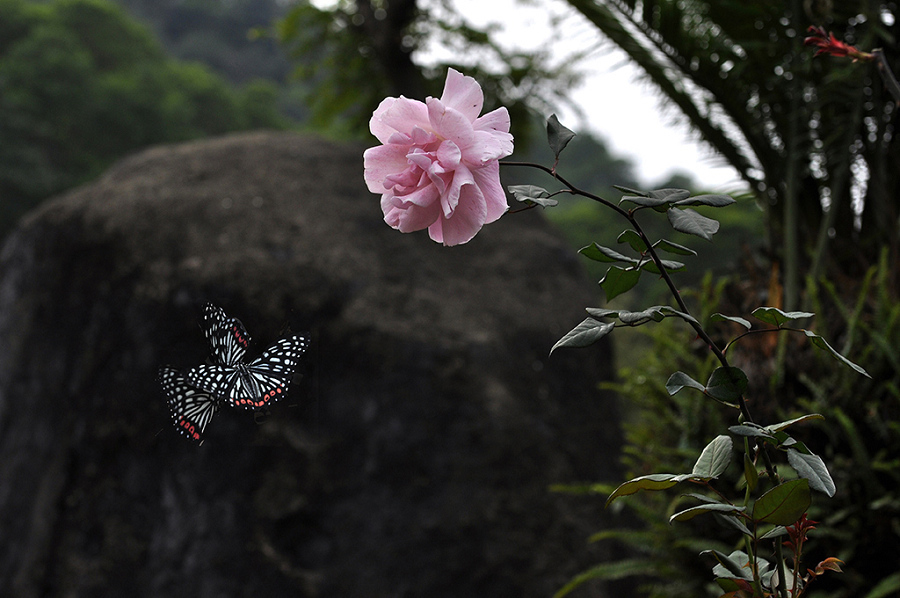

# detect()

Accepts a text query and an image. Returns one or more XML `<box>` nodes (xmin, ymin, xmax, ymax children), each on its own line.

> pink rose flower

<box><xmin>364</xmin><ymin>68</ymin><xmax>514</xmax><ymax>246</ymax></box>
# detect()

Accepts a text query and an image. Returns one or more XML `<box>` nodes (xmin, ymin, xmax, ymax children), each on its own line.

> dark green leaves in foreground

<box><xmin>550</xmin><ymin>306</ymin><xmax>698</xmax><ymax>354</ymax></box>
<box><xmin>749</xmin><ymin>307</ymin><xmax>869</xmax><ymax>377</ymax></box>
<box><xmin>752</xmin><ymin>479</ymin><xmax>811</xmax><ymax>525</ymax></box>
<box><xmin>547</xmin><ymin>114</ymin><xmax>576</xmax><ymax>161</ymax></box>
<box><xmin>729</xmin><ymin>415</ymin><xmax>835</xmax><ymax>497</ymax></box>
<box><xmin>666</xmin><ymin>366</ymin><xmax>748</xmax><ymax>408</ymax></box>
<box><xmin>507</xmin><ymin>185</ymin><xmax>559</xmax><ymax>208</ymax></box>
<box><xmin>569</xmin><ymin>188</ymin><xmax>735</xmax><ymax>301</ymax></box>
<box><xmin>617</xmin><ymin>187</ymin><xmax>735</xmax><ymax>242</ymax></box>
<box><xmin>579</xmin><ymin>237</ymin><xmax>689</xmax><ymax>302</ymax></box>
<box><xmin>607</xmin><ymin>433</ymin><xmax>813</xmax><ymax>529</ymax></box>
<box><xmin>606</xmin><ymin>435</ymin><xmax>733</xmax><ymax>507</ymax></box>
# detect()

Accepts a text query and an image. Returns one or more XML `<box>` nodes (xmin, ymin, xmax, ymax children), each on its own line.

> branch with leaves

<box><xmin>507</xmin><ymin>116</ymin><xmax>865</xmax><ymax>598</ymax></box>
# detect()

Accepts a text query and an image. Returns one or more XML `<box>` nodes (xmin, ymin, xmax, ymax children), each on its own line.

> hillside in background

<box><xmin>0</xmin><ymin>0</ymin><xmax>290</xmax><ymax>239</ymax></box>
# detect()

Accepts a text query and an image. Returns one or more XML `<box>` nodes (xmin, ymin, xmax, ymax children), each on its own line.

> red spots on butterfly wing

<box><xmin>231</xmin><ymin>324</ymin><xmax>249</xmax><ymax>349</ymax></box>
<box><xmin>177</xmin><ymin>417</ymin><xmax>200</xmax><ymax>441</ymax></box>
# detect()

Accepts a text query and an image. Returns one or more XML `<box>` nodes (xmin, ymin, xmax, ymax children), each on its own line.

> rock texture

<box><xmin>0</xmin><ymin>131</ymin><xmax>622</xmax><ymax>597</ymax></box>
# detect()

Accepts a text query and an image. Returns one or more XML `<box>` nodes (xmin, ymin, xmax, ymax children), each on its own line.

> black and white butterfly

<box><xmin>187</xmin><ymin>303</ymin><xmax>309</xmax><ymax>410</ymax></box>
<box><xmin>158</xmin><ymin>365</ymin><xmax>220</xmax><ymax>443</ymax></box>
<box><xmin>185</xmin><ymin>335</ymin><xmax>309</xmax><ymax>410</ymax></box>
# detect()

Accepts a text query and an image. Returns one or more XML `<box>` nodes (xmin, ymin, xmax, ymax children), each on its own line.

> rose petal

<box><xmin>471</xmin><ymin>160</ymin><xmax>507</xmax><ymax>223</ymax></box>
<box><xmin>460</xmin><ymin>131</ymin><xmax>507</xmax><ymax>167</ymax></box>
<box><xmin>382</xmin><ymin>187</ymin><xmax>441</xmax><ymax>232</ymax></box>
<box><xmin>370</xmin><ymin>97</ymin><xmax>430</xmax><ymax>143</ymax></box>
<box><xmin>440</xmin><ymin>68</ymin><xmax>483</xmax><ymax>123</ymax></box>
<box><xmin>474</xmin><ymin>106</ymin><xmax>511</xmax><ymax>134</ymax></box>
<box><xmin>436</xmin><ymin>140</ymin><xmax>461</xmax><ymax>169</ymax></box>
<box><xmin>363</xmin><ymin>144</ymin><xmax>411</xmax><ymax>193</ymax></box>
<box><xmin>441</xmin><ymin>163</ymin><xmax>476</xmax><ymax>217</ymax></box>
<box><xmin>429</xmin><ymin>182</ymin><xmax>487</xmax><ymax>246</ymax></box>
<box><xmin>427</xmin><ymin>98</ymin><xmax>475</xmax><ymax>148</ymax></box>
<box><xmin>475</xmin><ymin>107</ymin><xmax>514</xmax><ymax>158</ymax></box>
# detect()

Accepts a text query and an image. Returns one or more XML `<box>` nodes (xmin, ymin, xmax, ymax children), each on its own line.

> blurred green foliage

<box><xmin>113</xmin><ymin>0</ymin><xmax>294</xmax><ymax>84</ymax></box>
<box><xmin>0</xmin><ymin>0</ymin><xmax>288</xmax><ymax>239</ymax></box>
<box><xmin>563</xmin><ymin>258</ymin><xmax>900</xmax><ymax>598</ymax></box>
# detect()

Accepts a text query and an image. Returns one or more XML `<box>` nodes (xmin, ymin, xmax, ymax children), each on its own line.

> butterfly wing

<box><xmin>186</xmin><ymin>335</ymin><xmax>309</xmax><ymax>410</ymax></box>
<box><xmin>202</xmin><ymin>303</ymin><xmax>251</xmax><ymax>366</ymax></box>
<box><xmin>185</xmin><ymin>362</ymin><xmax>274</xmax><ymax>410</ymax></box>
<box><xmin>185</xmin><ymin>363</ymin><xmax>239</xmax><ymax>400</ymax></box>
<box><xmin>238</xmin><ymin>335</ymin><xmax>310</xmax><ymax>409</ymax></box>
<box><xmin>158</xmin><ymin>365</ymin><xmax>220</xmax><ymax>442</ymax></box>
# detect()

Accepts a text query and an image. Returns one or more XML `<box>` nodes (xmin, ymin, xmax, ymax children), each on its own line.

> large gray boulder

<box><xmin>0</xmin><ymin>131</ymin><xmax>622</xmax><ymax>597</ymax></box>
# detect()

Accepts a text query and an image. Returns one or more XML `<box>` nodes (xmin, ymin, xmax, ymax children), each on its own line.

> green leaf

<box><xmin>583</xmin><ymin>307</ymin><xmax>620</xmax><ymax>319</ymax></box>
<box><xmin>605</xmin><ymin>473</ymin><xmax>689</xmax><ymax>506</ymax></box>
<box><xmin>579</xmin><ymin>243</ymin><xmax>638</xmax><ymax>264</ymax></box>
<box><xmin>751</xmin><ymin>307</ymin><xmax>814</xmax><ymax>327</ymax></box>
<box><xmin>673</xmin><ymin>194</ymin><xmax>736</xmax><ymax>207</ymax></box>
<box><xmin>507</xmin><ymin>184</ymin><xmax>558</xmax><ymax>207</ymax></box>
<box><xmin>779</xmin><ymin>435</ymin><xmax>811</xmax><ymax>454</ymax></box>
<box><xmin>760</xmin><ymin>526</ymin><xmax>788</xmax><ymax>540</ymax></box>
<box><xmin>653</xmin><ymin>238</ymin><xmax>697</xmax><ymax>256</ymax></box>
<box><xmin>620</xmin><ymin>188</ymin><xmax>690</xmax><ymax>210</ymax></box>
<box><xmin>667</xmin><ymin>207</ymin><xmax>720</xmax><ymax>241</ymax></box>
<box><xmin>729</xmin><ymin>423</ymin><xmax>775</xmax><ymax>440</ymax></box>
<box><xmin>547</xmin><ymin>114</ymin><xmax>575</xmax><ymax>158</ymax></box>
<box><xmin>764</xmin><ymin>566</ymin><xmax>797</xmax><ymax>592</ymax></box>
<box><xmin>705</xmin><ymin>367</ymin><xmax>748</xmax><ymax>402</ymax></box>
<box><xmin>666</xmin><ymin>371</ymin><xmax>706</xmax><ymax>395</ymax></box>
<box><xmin>670</xmin><ymin>502</ymin><xmax>745</xmax><ymax>523</ymax></box>
<box><xmin>584</xmin><ymin>306</ymin><xmax>698</xmax><ymax>327</ymax></box>
<box><xmin>650</xmin><ymin>188</ymin><xmax>691</xmax><ymax>201</ymax></box>
<box><xmin>803</xmin><ymin>329</ymin><xmax>871</xmax><ymax>377</ymax></box>
<box><xmin>691</xmin><ymin>435</ymin><xmax>733</xmax><ymax>479</ymax></box>
<box><xmin>639</xmin><ymin>259</ymin><xmax>686</xmax><ymax>274</ymax></box>
<box><xmin>744</xmin><ymin>453</ymin><xmax>759</xmax><ymax>492</ymax></box>
<box><xmin>659</xmin><ymin>307</ymin><xmax>700</xmax><ymax>326</ymax></box>
<box><xmin>550</xmin><ymin>318</ymin><xmax>615</xmax><ymax>354</ymax></box>
<box><xmin>617</xmin><ymin>307</ymin><xmax>667</xmax><ymax>325</ymax></box>
<box><xmin>612</xmin><ymin>185</ymin><xmax>649</xmax><ymax>197</ymax></box>
<box><xmin>787</xmin><ymin>449</ymin><xmax>836</xmax><ymax>497</ymax></box>
<box><xmin>617</xmin><ymin>229</ymin><xmax>648</xmax><ymax>253</ymax></box>
<box><xmin>702</xmin><ymin>550</ymin><xmax>755</xmax><ymax>581</ymax></box>
<box><xmin>752</xmin><ymin>479</ymin><xmax>811</xmax><ymax>525</ymax></box>
<box><xmin>766</xmin><ymin>413</ymin><xmax>825</xmax><ymax>432</ymax></box>
<box><xmin>620</xmin><ymin>196</ymin><xmax>673</xmax><ymax>208</ymax></box>
<box><xmin>598</xmin><ymin>266</ymin><xmax>642</xmax><ymax>302</ymax></box>
<box><xmin>710</xmin><ymin>313</ymin><xmax>752</xmax><ymax>330</ymax></box>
